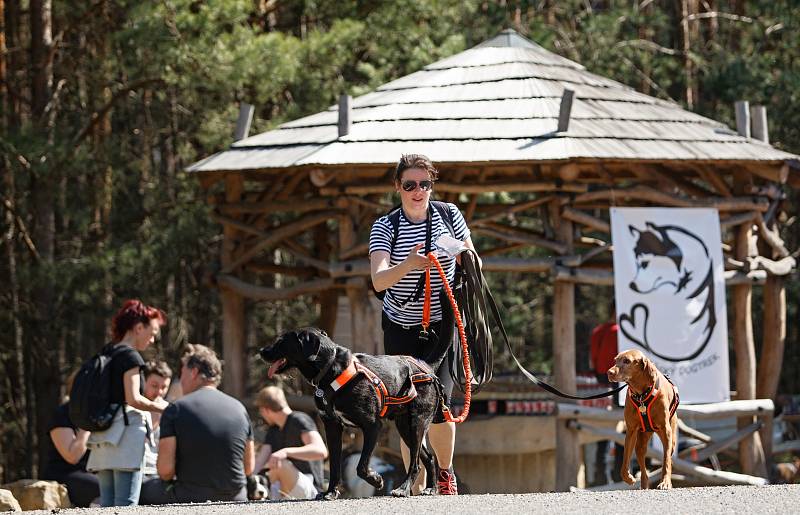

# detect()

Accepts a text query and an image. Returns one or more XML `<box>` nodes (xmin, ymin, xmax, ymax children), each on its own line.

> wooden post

<box><xmin>551</xmin><ymin>199</ymin><xmax>579</xmax><ymax>491</ymax></box>
<box><xmin>315</xmin><ymin>224</ymin><xmax>338</xmax><ymax>336</ymax></box>
<box><xmin>750</xmin><ymin>105</ymin><xmax>768</xmax><ymax>144</ymax></box>
<box><xmin>757</xmin><ymin>275</ymin><xmax>785</xmax><ymax>467</ymax></box>
<box><xmin>220</xmin><ymin>173</ymin><xmax>247</xmax><ymax>399</ymax></box>
<box><xmin>338</xmin><ymin>94</ymin><xmax>352</xmax><ymax>138</ymax></box>
<box><xmin>735</xmin><ymin>100</ymin><xmax>750</xmax><ymax>139</ymax></box>
<box><xmin>557</xmin><ymin>89</ymin><xmax>575</xmax><ymax>133</ymax></box>
<box><xmin>732</xmin><ymin>172</ymin><xmax>766</xmax><ymax>477</ymax></box>
<box><xmin>234</xmin><ymin>103</ymin><xmax>254</xmax><ymax>141</ymax></box>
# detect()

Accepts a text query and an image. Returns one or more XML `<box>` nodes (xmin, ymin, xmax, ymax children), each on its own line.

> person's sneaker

<box><xmin>436</xmin><ymin>467</ymin><xmax>458</xmax><ymax>495</ymax></box>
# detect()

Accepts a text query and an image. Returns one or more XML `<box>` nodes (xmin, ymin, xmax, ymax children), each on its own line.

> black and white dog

<box><xmin>259</xmin><ymin>315</ymin><xmax>453</xmax><ymax>499</ymax></box>
<box><xmin>620</xmin><ymin>222</ymin><xmax>716</xmax><ymax>362</ymax></box>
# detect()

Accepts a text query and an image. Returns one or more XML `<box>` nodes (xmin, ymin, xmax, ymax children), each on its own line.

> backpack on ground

<box><xmin>69</xmin><ymin>344</ymin><xmax>129</xmax><ymax>432</ymax></box>
<box><xmin>373</xmin><ymin>200</ymin><xmax>456</xmax><ymax>301</ymax></box>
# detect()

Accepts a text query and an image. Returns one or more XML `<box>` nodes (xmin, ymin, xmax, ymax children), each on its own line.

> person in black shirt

<box><xmin>140</xmin><ymin>344</ymin><xmax>255</xmax><ymax>504</ymax></box>
<box><xmin>41</xmin><ymin>371</ymin><xmax>99</xmax><ymax>507</ymax></box>
<box><xmin>254</xmin><ymin>386</ymin><xmax>327</xmax><ymax>500</ymax></box>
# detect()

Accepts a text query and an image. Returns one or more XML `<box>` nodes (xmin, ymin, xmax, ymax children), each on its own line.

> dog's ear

<box><xmin>641</xmin><ymin>356</ymin><xmax>657</xmax><ymax>383</ymax></box>
<box><xmin>299</xmin><ymin>329</ymin><xmax>322</xmax><ymax>361</ymax></box>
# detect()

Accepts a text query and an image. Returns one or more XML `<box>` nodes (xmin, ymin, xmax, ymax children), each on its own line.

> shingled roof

<box><xmin>188</xmin><ymin>29</ymin><xmax>795</xmax><ymax>172</ymax></box>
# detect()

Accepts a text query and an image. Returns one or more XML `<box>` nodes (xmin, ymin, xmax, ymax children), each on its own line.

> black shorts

<box><xmin>381</xmin><ymin>311</ymin><xmax>455</xmax><ymax>422</ymax></box>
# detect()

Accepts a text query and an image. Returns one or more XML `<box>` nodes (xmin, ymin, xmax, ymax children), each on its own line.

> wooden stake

<box><xmin>552</xmin><ymin>199</ymin><xmax>579</xmax><ymax>492</ymax></box>
<box><xmin>220</xmin><ymin>174</ymin><xmax>246</xmax><ymax>399</ymax></box>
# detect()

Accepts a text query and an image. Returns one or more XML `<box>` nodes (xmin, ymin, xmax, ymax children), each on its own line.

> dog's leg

<box><xmin>419</xmin><ymin>441</ymin><xmax>436</xmax><ymax>495</ymax></box>
<box><xmin>356</xmin><ymin>424</ymin><xmax>384</xmax><ymax>493</ymax></box>
<box><xmin>635</xmin><ymin>432</ymin><xmax>653</xmax><ymax>489</ymax></box>
<box><xmin>391</xmin><ymin>418</ymin><xmax>425</xmax><ymax>497</ymax></box>
<box><xmin>318</xmin><ymin>418</ymin><xmax>344</xmax><ymax>501</ymax></box>
<box><xmin>655</xmin><ymin>418</ymin><xmax>676</xmax><ymax>489</ymax></box>
<box><xmin>620</xmin><ymin>429</ymin><xmax>639</xmax><ymax>485</ymax></box>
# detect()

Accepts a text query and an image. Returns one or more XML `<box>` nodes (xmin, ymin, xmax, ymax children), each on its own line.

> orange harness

<box><xmin>328</xmin><ymin>356</ymin><xmax>435</xmax><ymax>418</ymax></box>
<box><xmin>628</xmin><ymin>376</ymin><xmax>680</xmax><ymax>432</ymax></box>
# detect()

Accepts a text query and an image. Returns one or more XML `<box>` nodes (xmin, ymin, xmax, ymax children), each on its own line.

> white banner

<box><xmin>610</xmin><ymin>208</ymin><xmax>729</xmax><ymax>403</ymax></box>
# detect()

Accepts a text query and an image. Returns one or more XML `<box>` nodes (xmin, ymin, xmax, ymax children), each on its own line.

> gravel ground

<box><xmin>26</xmin><ymin>485</ymin><xmax>800</xmax><ymax>515</ymax></box>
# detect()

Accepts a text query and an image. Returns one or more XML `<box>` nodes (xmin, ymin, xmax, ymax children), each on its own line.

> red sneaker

<box><xmin>436</xmin><ymin>467</ymin><xmax>458</xmax><ymax>495</ymax></box>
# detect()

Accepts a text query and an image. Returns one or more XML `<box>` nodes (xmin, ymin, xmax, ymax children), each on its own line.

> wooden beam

<box><xmin>472</xmin><ymin>225</ymin><xmax>568</xmax><ymax>254</ymax></box>
<box><xmin>573</xmin><ymin>185</ymin><xmax>769</xmax><ymax>211</ymax></box>
<box><xmin>218</xmin><ymin>197</ymin><xmax>337</xmax><ymax>215</ymax></box>
<box><xmin>755</xmin><ymin>213</ymin><xmax>790</xmax><ymax>258</ymax></box>
<box><xmin>561</xmin><ymin>207</ymin><xmax>610</xmax><ymax>233</ymax></box>
<box><xmin>720</xmin><ymin>211</ymin><xmax>757</xmax><ymax>231</ymax></box>
<box><xmin>320</xmin><ymin>181</ymin><xmax>587</xmax><ymax>196</ymax></box>
<box><xmin>757</xmin><ymin>275</ymin><xmax>786</xmax><ymax>470</ymax></box>
<box><xmin>220</xmin><ymin>174</ymin><xmax>246</xmax><ymax>400</ymax></box>
<box><xmin>473</xmin><ymin>196</ymin><xmax>555</xmax><ymax>224</ymax></box>
<box><xmin>697</xmin><ymin>168</ymin><xmax>733</xmax><ymax>197</ymax></box>
<box><xmin>748</xmin><ymin>256</ymin><xmax>796</xmax><ymax>276</ymax></box>
<box><xmin>552</xmin><ymin>198</ymin><xmax>578</xmax><ymax>492</ymax></box>
<box><xmin>218</xmin><ymin>274</ymin><xmax>335</xmax><ymax>301</ymax></box>
<box><xmin>482</xmin><ymin>257</ymin><xmax>554</xmax><ymax>273</ymax></box>
<box><xmin>732</xmin><ymin>171</ymin><xmax>765</xmax><ymax>478</ymax></box>
<box><xmin>221</xmin><ymin>210</ymin><xmax>338</xmax><ymax>273</ymax></box>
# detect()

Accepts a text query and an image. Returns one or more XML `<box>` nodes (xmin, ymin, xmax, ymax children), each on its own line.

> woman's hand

<box><xmin>403</xmin><ymin>243</ymin><xmax>432</xmax><ymax>271</ymax></box>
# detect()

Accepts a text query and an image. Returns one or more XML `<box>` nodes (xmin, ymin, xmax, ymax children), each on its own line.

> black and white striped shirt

<box><xmin>369</xmin><ymin>203</ymin><xmax>470</xmax><ymax>326</ymax></box>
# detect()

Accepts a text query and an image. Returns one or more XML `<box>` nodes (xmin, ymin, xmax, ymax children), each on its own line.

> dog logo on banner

<box><xmin>622</xmin><ymin>222</ymin><xmax>716</xmax><ymax>362</ymax></box>
<box><xmin>611</xmin><ymin>208</ymin><xmax>729</xmax><ymax>403</ymax></box>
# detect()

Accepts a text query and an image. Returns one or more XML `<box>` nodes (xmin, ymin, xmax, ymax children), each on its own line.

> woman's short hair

<box><xmin>394</xmin><ymin>154</ymin><xmax>439</xmax><ymax>183</ymax></box>
<box><xmin>181</xmin><ymin>344</ymin><xmax>222</xmax><ymax>385</ymax></box>
<box><xmin>144</xmin><ymin>360</ymin><xmax>173</xmax><ymax>380</ymax></box>
<box><xmin>254</xmin><ymin>386</ymin><xmax>288</xmax><ymax>412</ymax></box>
<box><xmin>111</xmin><ymin>299</ymin><xmax>166</xmax><ymax>342</ymax></box>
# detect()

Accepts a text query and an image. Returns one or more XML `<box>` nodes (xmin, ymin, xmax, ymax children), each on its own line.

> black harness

<box><xmin>628</xmin><ymin>376</ymin><xmax>680</xmax><ymax>432</ymax></box>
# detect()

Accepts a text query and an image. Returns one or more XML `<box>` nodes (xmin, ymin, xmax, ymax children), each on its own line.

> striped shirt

<box><xmin>369</xmin><ymin>203</ymin><xmax>470</xmax><ymax>326</ymax></box>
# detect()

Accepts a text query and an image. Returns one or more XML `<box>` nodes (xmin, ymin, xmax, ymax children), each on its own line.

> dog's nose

<box><xmin>258</xmin><ymin>346</ymin><xmax>273</xmax><ymax>361</ymax></box>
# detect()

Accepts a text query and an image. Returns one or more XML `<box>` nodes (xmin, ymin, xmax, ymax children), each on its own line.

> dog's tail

<box><xmin>422</xmin><ymin>290</ymin><xmax>456</xmax><ymax>370</ymax></box>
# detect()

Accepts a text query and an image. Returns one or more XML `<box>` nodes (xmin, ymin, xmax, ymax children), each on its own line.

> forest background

<box><xmin>1</xmin><ymin>0</ymin><xmax>799</xmax><ymax>480</ymax></box>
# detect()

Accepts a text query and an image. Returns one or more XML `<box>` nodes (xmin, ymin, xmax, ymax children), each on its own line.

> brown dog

<box><xmin>607</xmin><ymin>349</ymin><xmax>680</xmax><ymax>489</ymax></box>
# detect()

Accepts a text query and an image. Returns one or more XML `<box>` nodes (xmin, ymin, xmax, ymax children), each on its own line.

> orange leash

<box><xmin>426</xmin><ymin>252</ymin><xmax>471</xmax><ymax>423</ymax></box>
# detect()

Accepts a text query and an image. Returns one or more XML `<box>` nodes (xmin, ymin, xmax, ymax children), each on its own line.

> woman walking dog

<box><xmin>369</xmin><ymin>154</ymin><xmax>479</xmax><ymax>495</ymax></box>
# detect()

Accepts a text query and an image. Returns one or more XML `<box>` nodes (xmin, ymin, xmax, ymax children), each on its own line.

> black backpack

<box><xmin>373</xmin><ymin>200</ymin><xmax>456</xmax><ymax>302</ymax></box>
<box><xmin>69</xmin><ymin>343</ymin><xmax>129</xmax><ymax>431</ymax></box>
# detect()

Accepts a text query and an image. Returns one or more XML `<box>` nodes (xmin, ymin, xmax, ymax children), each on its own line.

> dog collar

<box><xmin>330</xmin><ymin>358</ymin><xmax>358</xmax><ymax>392</ymax></box>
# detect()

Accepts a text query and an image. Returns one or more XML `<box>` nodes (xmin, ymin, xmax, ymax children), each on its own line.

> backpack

<box><xmin>373</xmin><ymin>200</ymin><xmax>456</xmax><ymax>301</ymax></box>
<box><xmin>69</xmin><ymin>344</ymin><xmax>129</xmax><ymax>431</ymax></box>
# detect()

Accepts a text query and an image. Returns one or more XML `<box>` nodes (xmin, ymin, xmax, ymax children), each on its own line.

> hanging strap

<box><xmin>459</xmin><ymin>249</ymin><xmax>626</xmax><ymax>401</ymax></box>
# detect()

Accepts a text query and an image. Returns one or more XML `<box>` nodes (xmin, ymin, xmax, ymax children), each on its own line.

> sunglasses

<box><xmin>401</xmin><ymin>180</ymin><xmax>433</xmax><ymax>192</ymax></box>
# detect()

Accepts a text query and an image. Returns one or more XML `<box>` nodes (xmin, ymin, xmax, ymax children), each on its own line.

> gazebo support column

<box><xmin>732</xmin><ymin>174</ymin><xmax>766</xmax><ymax>477</ymax></box>
<box><xmin>757</xmin><ymin>274</ymin><xmax>786</xmax><ymax>467</ymax></box>
<box><xmin>552</xmin><ymin>200</ymin><xmax>579</xmax><ymax>492</ymax></box>
<box><xmin>315</xmin><ymin>224</ymin><xmax>338</xmax><ymax>336</ymax></box>
<box><xmin>221</xmin><ymin>174</ymin><xmax>247</xmax><ymax>399</ymax></box>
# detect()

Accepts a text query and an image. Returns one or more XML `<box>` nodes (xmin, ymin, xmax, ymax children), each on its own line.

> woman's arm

<box><xmin>254</xmin><ymin>444</ymin><xmax>272</xmax><ymax>473</ymax></box>
<box><xmin>50</xmin><ymin>427</ymin><xmax>90</xmax><ymax>465</ymax></box>
<box><xmin>463</xmin><ymin>236</ymin><xmax>482</xmax><ymax>268</ymax></box>
<box><xmin>123</xmin><ymin>368</ymin><xmax>168</xmax><ymax>413</ymax></box>
<box><xmin>370</xmin><ymin>243</ymin><xmax>431</xmax><ymax>292</ymax></box>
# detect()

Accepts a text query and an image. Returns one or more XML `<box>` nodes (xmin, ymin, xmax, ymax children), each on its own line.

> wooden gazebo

<box><xmin>189</xmin><ymin>29</ymin><xmax>798</xmax><ymax>491</ymax></box>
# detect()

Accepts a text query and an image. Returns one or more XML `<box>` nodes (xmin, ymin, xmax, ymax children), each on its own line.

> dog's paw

<box><xmin>365</xmin><ymin>474</ymin><xmax>384</xmax><ymax>491</ymax></box>
<box><xmin>655</xmin><ymin>479</ymin><xmax>672</xmax><ymax>490</ymax></box>
<box><xmin>621</xmin><ymin>471</ymin><xmax>635</xmax><ymax>485</ymax></box>
<box><xmin>391</xmin><ymin>486</ymin><xmax>411</xmax><ymax>497</ymax></box>
<box><xmin>317</xmin><ymin>489</ymin><xmax>340</xmax><ymax>501</ymax></box>
<box><xmin>419</xmin><ymin>487</ymin><xmax>436</xmax><ymax>496</ymax></box>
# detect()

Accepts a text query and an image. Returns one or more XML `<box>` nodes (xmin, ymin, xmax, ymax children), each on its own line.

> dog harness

<box><xmin>314</xmin><ymin>355</ymin><xmax>435</xmax><ymax>421</ymax></box>
<box><xmin>628</xmin><ymin>376</ymin><xmax>680</xmax><ymax>432</ymax></box>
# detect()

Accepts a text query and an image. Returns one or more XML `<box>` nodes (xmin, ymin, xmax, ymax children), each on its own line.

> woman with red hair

<box><xmin>86</xmin><ymin>300</ymin><xmax>169</xmax><ymax>507</ymax></box>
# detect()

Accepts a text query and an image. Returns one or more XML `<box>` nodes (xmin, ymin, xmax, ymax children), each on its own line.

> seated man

<box><xmin>254</xmin><ymin>386</ymin><xmax>327</xmax><ymax>500</ymax></box>
<box><xmin>140</xmin><ymin>344</ymin><xmax>254</xmax><ymax>504</ymax></box>
<box><xmin>140</xmin><ymin>361</ymin><xmax>172</xmax><ymax>483</ymax></box>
